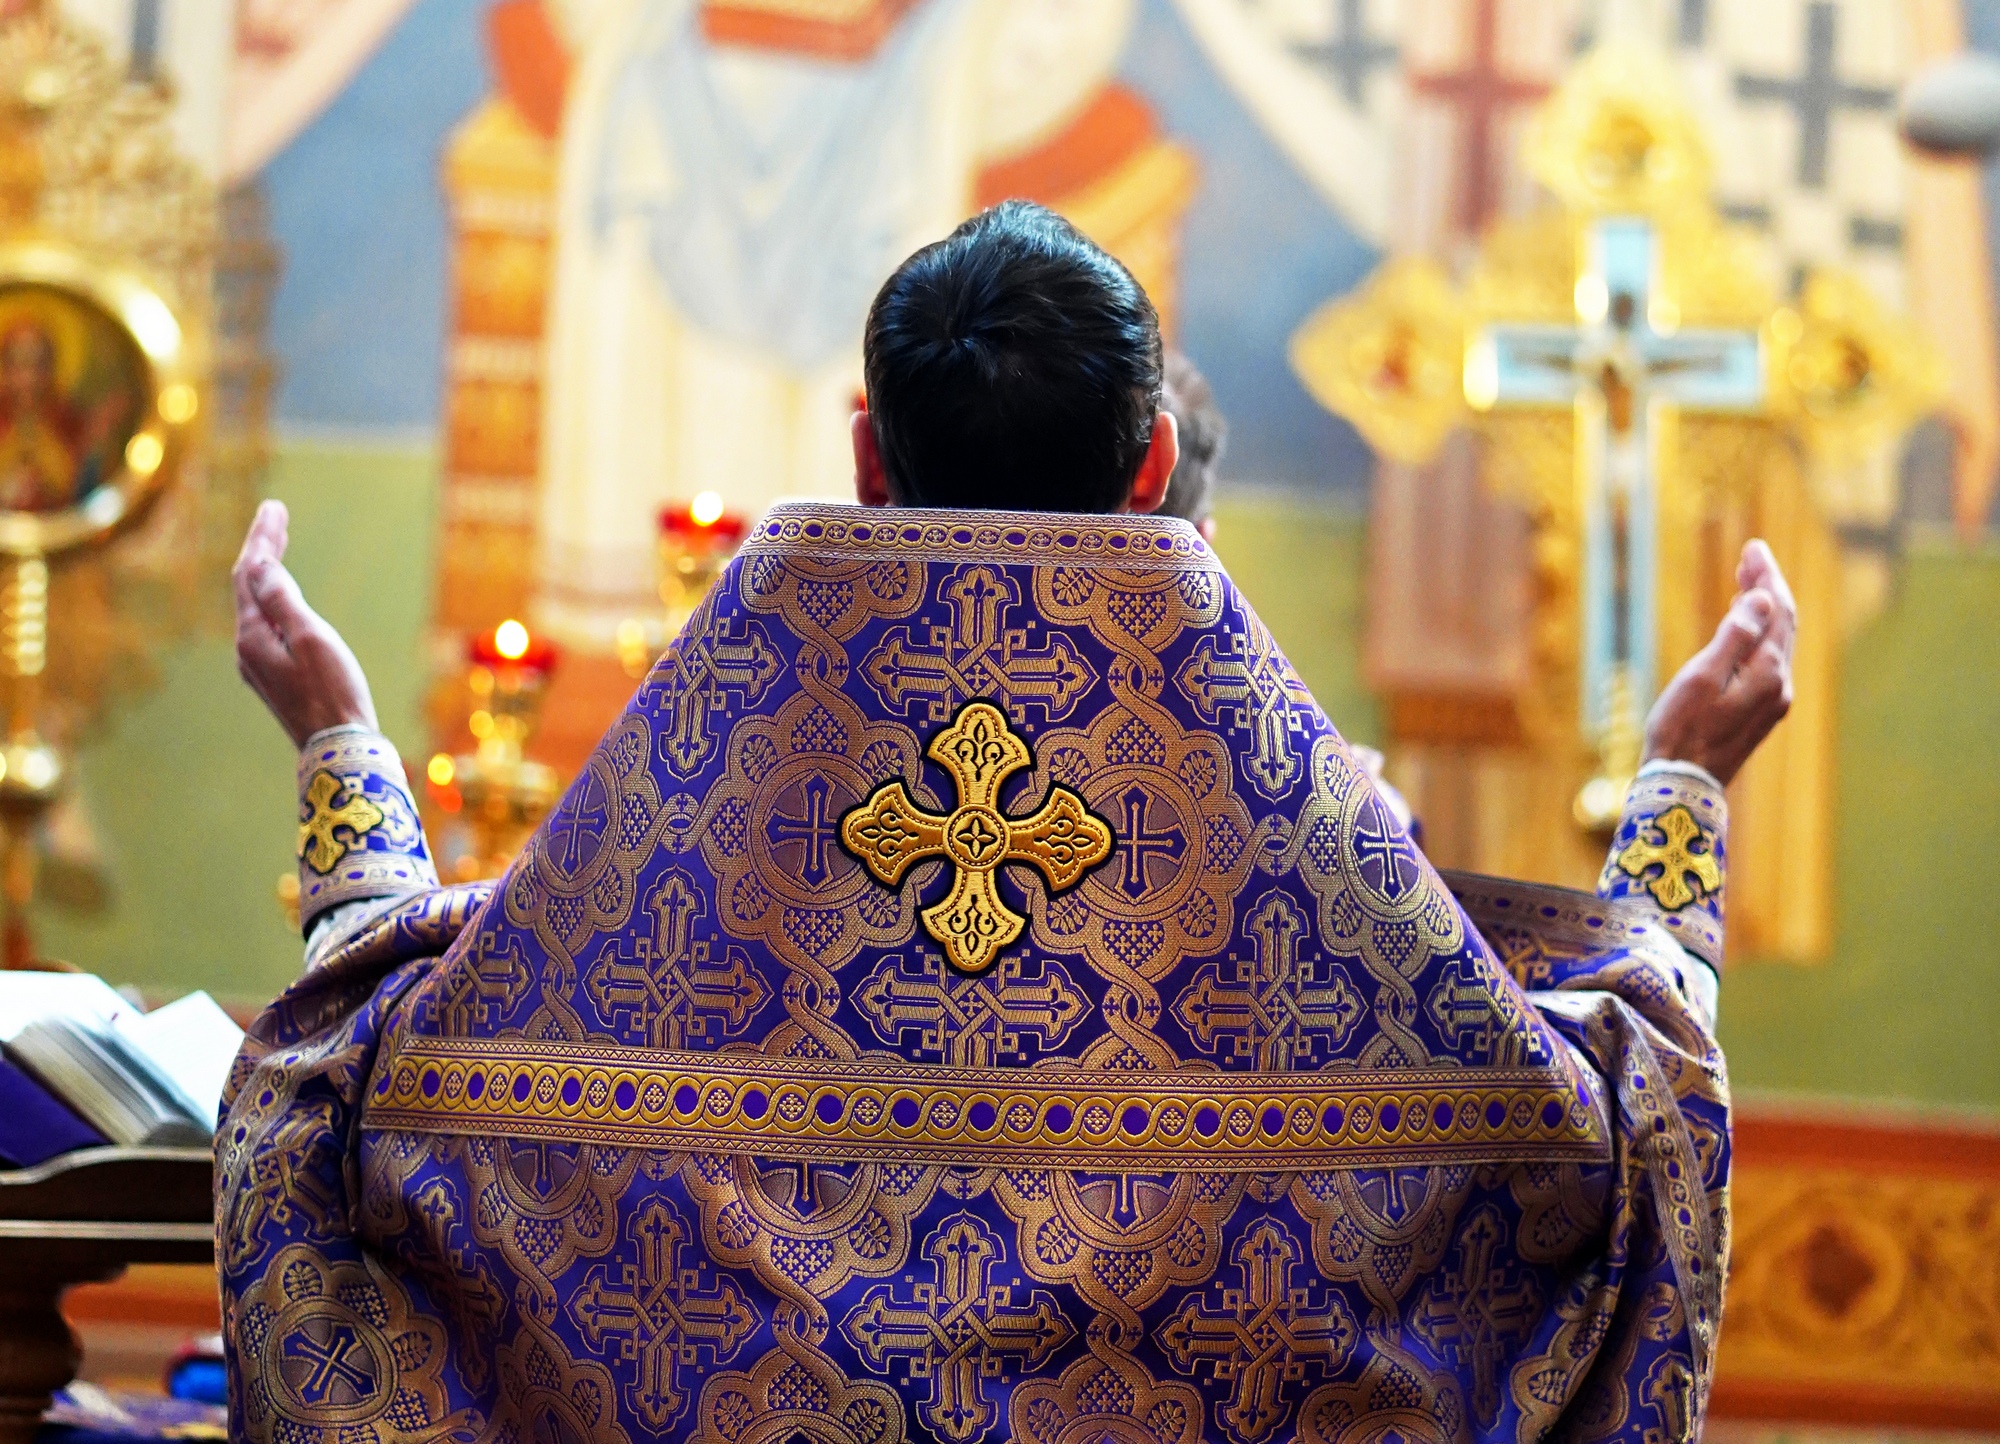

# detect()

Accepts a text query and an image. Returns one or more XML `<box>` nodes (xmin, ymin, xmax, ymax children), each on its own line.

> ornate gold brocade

<box><xmin>1614</xmin><ymin>806</ymin><xmax>1720</xmax><ymax>910</ymax></box>
<box><xmin>228</xmin><ymin>506</ymin><xmax>1730</xmax><ymax>1444</ymax></box>
<box><xmin>298</xmin><ymin>771</ymin><xmax>384</xmax><ymax>874</ymax></box>
<box><xmin>231</xmin><ymin>1243</ymin><xmax>470</xmax><ymax>1444</ymax></box>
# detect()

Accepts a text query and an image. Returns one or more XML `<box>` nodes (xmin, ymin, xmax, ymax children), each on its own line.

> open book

<box><xmin>0</xmin><ymin>975</ymin><xmax>245</xmax><ymax>1154</ymax></box>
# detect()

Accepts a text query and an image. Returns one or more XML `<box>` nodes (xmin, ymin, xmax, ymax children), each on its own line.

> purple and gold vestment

<box><xmin>219</xmin><ymin>506</ymin><xmax>1731</xmax><ymax>1444</ymax></box>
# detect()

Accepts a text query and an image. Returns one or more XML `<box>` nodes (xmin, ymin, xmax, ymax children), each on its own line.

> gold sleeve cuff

<box><xmin>295</xmin><ymin>728</ymin><xmax>437</xmax><ymax>934</ymax></box>
<box><xmin>1595</xmin><ymin>768</ymin><xmax>1728</xmax><ymax>972</ymax></box>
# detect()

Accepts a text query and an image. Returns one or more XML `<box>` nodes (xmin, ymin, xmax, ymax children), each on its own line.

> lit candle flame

<box><xmin>690</xmin><ymin>491</ymin><xmax>725</xmax><ymax>526</ymax></box>
<box><xmin>494</xmin><ymin>619</ymin><xmax>530</xmax><ymax>660</ymax></box>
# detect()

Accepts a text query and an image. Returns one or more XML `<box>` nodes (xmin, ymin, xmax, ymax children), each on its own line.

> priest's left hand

<box><xmin>233</xmin><ymin>500</ymin><xmax>379</xmax><ymax>748</ymax></box>
<box><xmin>1641</xmin><ymin>538</ymin><xmax>1796</xmax><ymax>786</ymax></box>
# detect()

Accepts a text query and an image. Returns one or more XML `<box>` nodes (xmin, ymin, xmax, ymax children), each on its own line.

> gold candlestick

<box><xmin>428</xmin><ymin>619</ymin><xmax>561</xmax><ymax>882</ymax></box>
<box><xmin>657</xmin><ymin>491</ymin><xmax>747</xmax><ymax>631</ymax></box>
<box><xmin>0</xmin><ymin>553</ymin><xmax>58</xmax><ymax>967</ymax></box>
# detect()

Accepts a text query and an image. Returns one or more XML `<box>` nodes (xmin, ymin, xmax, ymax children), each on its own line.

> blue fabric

<box><xmin>0</xmin><ymin>1054</ymin><xmax>105</xmax><ymax>1168</ymax></box>
<box><xmin>219</xmin><ymin>506</ymin><xmax>1730</xmax><ymax>1444</ymax></box>
<box><xmin>167</xmin><ymin>1360</ymin><xmax>230</xmax><ymax>1408</ymax></box>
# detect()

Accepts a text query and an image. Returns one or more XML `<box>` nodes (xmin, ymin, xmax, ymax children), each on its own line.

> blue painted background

<box><xmin>1116</xmin><ymin>0</ymin><xmax>1380</xmax><ymax>493</ymax></box>
<box><xmin>262</xmin><ymin>0</ymin><xmax>1382</xmax><ymax>492</ymax></box>
<box><xmin>263</xmin><ymin>0</ymin><xmax>489</xmax><ymax>432</ymax></box>
<box><xmin>262</xmin><ymin>0</ymin><xmax>2000</xmax><ymax>497</ymax></box>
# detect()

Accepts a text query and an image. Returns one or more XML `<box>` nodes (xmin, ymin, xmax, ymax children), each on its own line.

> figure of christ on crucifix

<box><xmin>1468</xmin><ymin>216</ymin><xmax>1764</xmax><ymax>823</ymax></box>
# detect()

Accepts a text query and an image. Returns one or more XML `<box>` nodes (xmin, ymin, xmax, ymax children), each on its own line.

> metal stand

<box><xmin>0</xmin><ymin>554</ymin><xmax>62</xmax><ymax>969</ymax></box>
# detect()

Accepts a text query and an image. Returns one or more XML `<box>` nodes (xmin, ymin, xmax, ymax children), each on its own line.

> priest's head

<box><xmin>853</xmin><ymin>200</ymin><xmax>1180</xmax><ymax>515</ymax></box>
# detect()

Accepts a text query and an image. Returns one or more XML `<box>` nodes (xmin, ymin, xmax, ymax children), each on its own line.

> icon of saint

<box><xmin>0</xmin><ymin>317</ymin><xmax>134</xmax><ymax>514</ymax></box>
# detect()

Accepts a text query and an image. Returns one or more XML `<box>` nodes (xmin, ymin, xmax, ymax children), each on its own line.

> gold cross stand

<box><xmin>1290</xmin><ymin>37</ymin><xmax>1942</xmax><ymax>941</ymax></box>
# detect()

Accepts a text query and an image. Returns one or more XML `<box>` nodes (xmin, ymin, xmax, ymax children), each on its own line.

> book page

<box><xmin>0</xmin><ymin>973</ymin><xmax>136</xmax><ymax>1043</ymax></box>
<box><xmin>118</xmin><ymin>992</ymin><xmax>246</xmax><ymax>1127</ymax></box>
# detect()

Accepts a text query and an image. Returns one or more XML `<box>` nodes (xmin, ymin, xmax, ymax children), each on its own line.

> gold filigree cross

<box><xmin>1615</xmin><ymin>805</ymin><xmax>1720</xmax><ymax>910</ymax></box>
<box><xmin>840</xmin><ymin>702</ymin><xmax>1113</xmax><ymax>974</ymax></box>
<box><xmin>298</xmin><ymin>771</ymin><xmax>385</xmax><ymax>874</ymax></box>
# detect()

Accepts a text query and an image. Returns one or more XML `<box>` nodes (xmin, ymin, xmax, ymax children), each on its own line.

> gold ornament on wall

<box><xmin>1290</xmin><ymin>258</ymin><xmax>1469</xmax><ymax>465</ymax></box>
<box><xmin>0</xmin><ymin>3</ymin><xmax>213</xmax><ymax>966</ymax></box>
<box><xmin>1767</xmin><ymin>272</ymin><xmax>1948</xmax><ymax>468</ymax></box>
<box><xmin>1521</xmin><ymin>43</ymin><xmax>1711</xmax><ymax>221</ymax></box>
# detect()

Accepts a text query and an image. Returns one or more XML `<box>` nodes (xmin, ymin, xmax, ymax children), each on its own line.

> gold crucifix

<box><xmin>840</xmin><ymin>702</ymin><xmax>1113</xmax><ymax>975</ymax></box>
<box><xmin>298</xmin><ymin>771</ymin><xmax>386</xmax><ymax>874</ymax></box>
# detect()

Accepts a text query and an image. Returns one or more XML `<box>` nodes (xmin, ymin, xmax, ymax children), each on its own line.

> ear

<box><xmin>1125</xmin><ymin>410</ymin><xmax>1178</xmax><ymax>515</ymax></box>
<box><xmin>852</xmin><ymin>408</ymin><xmax>891</xmax><ymax>507</ymax></box>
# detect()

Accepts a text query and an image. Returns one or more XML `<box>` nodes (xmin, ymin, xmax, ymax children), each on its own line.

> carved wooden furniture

<box><xmin>0</xmin><ymin>1147</ymin><xmax>211</xmax><ymax>1444</ymax></box>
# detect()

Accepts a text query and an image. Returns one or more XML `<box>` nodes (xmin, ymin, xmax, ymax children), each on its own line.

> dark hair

<box><xmin>862</xmin><ymin>200</ymin><xmax>1163</xmax><ymax>513</ymax></box>
<box><xmin>1161</xmin><ymin>351</ymin><xmax>1226</xmax><ymax>525</ymax></box>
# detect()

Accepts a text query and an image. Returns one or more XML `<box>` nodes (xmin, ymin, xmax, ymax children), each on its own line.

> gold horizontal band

<box><xmin>364</xmin><ymin>1040</ymin><xmax>1608</xmax><ymax>1168</ymax></box>
<box><xmin>742</xmin><ymin>503</ymin><xmax>1221</xmax><ymax>571</ymax></box>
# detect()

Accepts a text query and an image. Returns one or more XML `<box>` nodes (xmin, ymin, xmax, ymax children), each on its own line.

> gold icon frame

<box><xmin>0</xmin><ymin>241</ymin><xmax>198</xmax><ymax>559</ymax></box>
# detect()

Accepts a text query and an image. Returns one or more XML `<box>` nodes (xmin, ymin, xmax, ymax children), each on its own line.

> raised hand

<box><xmin>1641</xmin><ymin>538</ymin><xmax>1797</xmax><ymax>786</ymax></box>
<box><xmin>232</xmin><ymin>499</ymin><xmax>377</xmax><ymax>748</ymax></box>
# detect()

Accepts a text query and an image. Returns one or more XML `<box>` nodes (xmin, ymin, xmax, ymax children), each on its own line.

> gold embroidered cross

<box><xmin>1615</xmin><ymin>805</ymin><xmax>1721</xmax><ymax>910</ymax></box>
<box><xmin>840</xmin><ymin>701</ymin><xmax>1113</xmax><ymax>974</ymax></box>
<box><xmin>298</xmin><ymin>771</ymin><xmax>385</xmax><ymax>874</ymax></box>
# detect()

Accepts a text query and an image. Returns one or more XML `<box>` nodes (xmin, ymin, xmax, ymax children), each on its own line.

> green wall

<box><xmin>1719</xmin><ymin>545</ymin><xmax>2000</xmax><ymax>1108</ymax></box>
<box><xmin>1209</xmin><ymin>495</ymin><xmax>1382</xmax><ymax>749</ymax></box>
<box><xmin>38</xmin><ymin>441</ymin><xmax>440</xmax><ymax>1001</ymax></box>
<box><xmin>37</xmin><ymin>450</ymin><xmax>2000</xmax><ymax>1114</ymax></box>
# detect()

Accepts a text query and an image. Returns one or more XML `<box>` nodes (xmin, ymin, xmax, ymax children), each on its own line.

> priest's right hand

<box><xmin>233</xmin><ymin>500</ymin><xmax>379</xmax><ymax>748</ymax></box>
<box><xmin>1641</xmin><ymin>538</ymin><xmax>1796</xmax><ymax>786</ymax></box>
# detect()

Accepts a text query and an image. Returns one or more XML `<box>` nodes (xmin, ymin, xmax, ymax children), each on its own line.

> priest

<box><xmin>223</xmin><ymin>202</ymin><xmax>1793</xmax><ymax>1444</ymax></box>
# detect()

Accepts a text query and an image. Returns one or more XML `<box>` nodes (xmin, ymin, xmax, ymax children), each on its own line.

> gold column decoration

<box><xmin>205</xmin><ymin>182</ymin><xmax>281</xmax><ymax>629</ymax></box>
<box><xmin>427</xmin><ymin>94</ymin><xmax>559</xmax><ymax>808</ymax></box>
<box><xmin>1290</xmin><ymin>39</ymin><xmax>1944</xmax><ymax>959</ymax></box>
<box><xmin>435</xmin><ymin>97</ymin><xmax>556</xmax><ymax>635</ymax></box>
